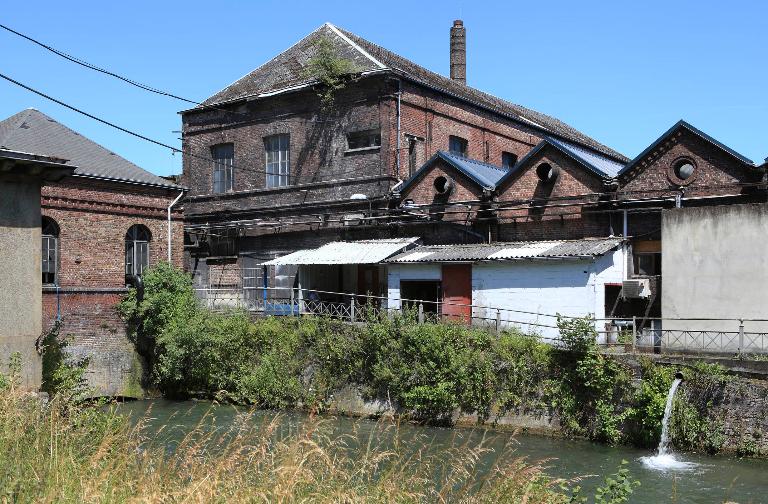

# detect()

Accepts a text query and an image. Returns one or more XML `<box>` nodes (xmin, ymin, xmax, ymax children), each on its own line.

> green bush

<box><xmin>625</xmin><ymin>358</ymin><xmax>674</xmax><ymax>448</ymax></box>
<box><xmin>550</xmin><ymin>317</ymin><xmax>632</xmax><ymax>444</ymax></box>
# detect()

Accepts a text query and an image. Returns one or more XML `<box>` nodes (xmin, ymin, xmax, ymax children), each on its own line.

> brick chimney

<box><xmin>450</xmin><ymin>20</ymin><xmax>466</xmax><ymax>84</ymax></box>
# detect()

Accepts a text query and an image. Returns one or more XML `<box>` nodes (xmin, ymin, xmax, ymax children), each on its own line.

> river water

<box><xmin>117</xmin><ymin>400</ymin><xmax>767</xmax><ymax>504</ymax></box>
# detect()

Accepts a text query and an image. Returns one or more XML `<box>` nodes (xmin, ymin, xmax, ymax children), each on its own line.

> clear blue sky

<box><xmin>2</xmin><ymin>1</ymin><xmax>766</xmax><ymax>176</ymax></box>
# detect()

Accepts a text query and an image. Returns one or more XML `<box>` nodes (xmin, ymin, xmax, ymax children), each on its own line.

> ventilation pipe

<box><xmin>450</xmin><ymin>20</ymin><xmax>466</xmax><ymax>84</ymax></box>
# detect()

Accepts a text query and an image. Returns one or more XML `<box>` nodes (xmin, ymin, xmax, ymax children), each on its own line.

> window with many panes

<box><xmin>125</xmin><ymin>225</ymin><xmax>151</xmax><ymax>280</ymax></box>
<box><xmin>212</xmin><ymin>143</ymin><xmax>234</xmax><ymax>193</ymax></box>
<box><xmin>42</xmin><ymin>217</ymin><xmax>59</xmax><ymax>285</ymax></box>
<box><xmin>346</xmin><ymin>129</ymin><xmax>381</xmax><ymax>150</ymax></box>
<box><xmin>448</xmin><ymin>135</ymin><xmax>468</xmax><ymax>157</ymax></box>
<box><xmin>265</xmin><ymin>134</ymin><xmax>290</xmax><ymax>188</ymax></box>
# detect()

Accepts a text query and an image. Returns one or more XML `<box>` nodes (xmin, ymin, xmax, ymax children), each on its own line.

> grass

<box><xmin>0</xmin><ymin>385</ymin><xmax>581</xmax><ymax>503</ymax></box>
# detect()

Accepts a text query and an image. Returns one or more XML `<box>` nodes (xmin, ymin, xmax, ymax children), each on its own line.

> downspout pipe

<box><xmin>167</xmin><ymin>189</ymin><xmax>186</xmax><ymax>263</ymax></box>
<box><xmin>396</xmin><ymin>79</ymin><xmax>402</xmax><ymax>180</ymax></box>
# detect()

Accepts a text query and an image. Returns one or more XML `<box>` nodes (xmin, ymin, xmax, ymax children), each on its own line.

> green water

<box><xmin>117</xmin><ymin>400</ymin><xmax>767</xmax><ymax>504</ymax></box>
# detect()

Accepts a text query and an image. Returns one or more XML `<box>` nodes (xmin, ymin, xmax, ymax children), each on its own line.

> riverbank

<box><xmin>118</xmin><ymin>265</ymin><xmax>768</xmax><ymax>458</ymax></box>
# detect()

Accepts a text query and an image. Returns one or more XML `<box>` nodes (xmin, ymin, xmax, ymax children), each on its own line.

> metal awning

<box><xmin>263</xmin><ymin>237</ymin><xmax>420</xmax><ymax>266</ymax></box>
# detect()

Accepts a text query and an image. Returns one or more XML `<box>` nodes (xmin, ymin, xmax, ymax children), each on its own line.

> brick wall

<box><xmin>620</xmin><ymin>128</ymin><xmax>756</xmax><ymax>199</ymax></box>
<box><xmin>40</xmin><ymin>177</ymin><xmax>184</xmax><ymax>397</ymax></box>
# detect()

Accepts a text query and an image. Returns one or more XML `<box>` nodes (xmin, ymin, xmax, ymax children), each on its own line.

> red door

<box><xmin>441</xmin><ymin>264</ymin><xmax>472</xmax><ymax>324</ymax></box>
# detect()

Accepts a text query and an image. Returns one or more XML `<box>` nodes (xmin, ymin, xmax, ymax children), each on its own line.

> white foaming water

<box><xmin>640</xmin><ymin>378</ymin><xmax>698</xmax><ymax>471</ymax></box>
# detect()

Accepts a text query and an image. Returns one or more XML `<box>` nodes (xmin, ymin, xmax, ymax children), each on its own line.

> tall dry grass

<box><xmin>0</xmin><ymin>386</ymin><xmax>572</xmax><ymax>503</ymax></box>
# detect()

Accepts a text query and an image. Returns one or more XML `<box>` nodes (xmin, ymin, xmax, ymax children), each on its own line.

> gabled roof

<box><xmin>398</xmin><ymin>150</ymin><xmax>507</xmax><ymax>195</ymax></box>
<box><xmin>618</xmin><ymin>120</ymin><xmax>755</xmax><ymax>178</ymax></box>
<box><xmin>495</xmin><ymin>137</ymin><xmax>625</xmax><ymax>189</ymax></box>
<box><xmin>386</xmin><ymin>238</ymin><xmax>623</xmax><ymax>263</ymax></box>
<box><xmin>0</xmin><ymin>109</ymin><xmax>180</xmax><ymax>189</ymax></box>
<box><xmin>197</xmin><ymin>22</ymin><xmax>627</xmax><ymax>162</ymax></box>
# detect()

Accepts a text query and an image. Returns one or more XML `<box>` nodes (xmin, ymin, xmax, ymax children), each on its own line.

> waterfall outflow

<box><xmin>657</xmin><ymin>378</ymin><xmax>682</xmax><ymax>456</ymax></box>
<box><xmin>640</xmin><ymin>376</ymin><xmax>696</xmax><ymax>471</ymax></box>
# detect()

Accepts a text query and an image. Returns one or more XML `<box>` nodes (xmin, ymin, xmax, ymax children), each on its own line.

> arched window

<box><xmin>42</xmin><ymin>217</ymin><xmax>59</xmax><ymax>285</ymax></box>
<box><xmin>125</xmin><ymin>225</ymin><xmax>151</xmax><ymax>278</ymax></box>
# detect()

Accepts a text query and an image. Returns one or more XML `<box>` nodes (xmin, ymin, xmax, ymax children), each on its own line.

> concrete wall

<box><xmin>662</xmin><ymin>204</ymin><xmax>768</xmax><ymax>351</ymax></box>
<box><xmin>0</xmin><ymin>180</ymin><xmax>42</xmax><ymax>388</ymax></box>
<box><xmin>386</xmin><ymin>249</ymin><xmax>625</xmax><ymax>340</ymax></box>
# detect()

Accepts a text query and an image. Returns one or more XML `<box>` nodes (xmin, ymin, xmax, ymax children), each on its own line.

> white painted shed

<box><xmin>385</xmin><ymin>238</ymin><xmax>626</xmax><ymax>341</ymax></box>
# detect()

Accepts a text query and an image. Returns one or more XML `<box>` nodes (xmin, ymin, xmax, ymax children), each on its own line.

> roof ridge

<box><xmin>325</xmin><ymin>23</ymin><xmax>386</xmax><ymax>69</ymax></box>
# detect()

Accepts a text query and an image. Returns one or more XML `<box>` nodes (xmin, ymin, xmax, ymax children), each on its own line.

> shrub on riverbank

<box><xmin>119</xmin><ymin>265</ymin><xmax>729</xmax><ymax>453</ymax></box>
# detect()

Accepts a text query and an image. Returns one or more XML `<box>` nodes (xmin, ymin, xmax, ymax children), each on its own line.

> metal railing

<box><xmin>193</xmin><ymin>285</ymin><xmax>768</xmax><ymax>356</ymax></box>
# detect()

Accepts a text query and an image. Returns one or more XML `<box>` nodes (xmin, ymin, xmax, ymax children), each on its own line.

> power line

<box><xmin>0</xmin><ymin>71</ymin><xmax>381</xmax><ymax>180</ymax></box>
<box><xmin>0</xmin><ymin>23</ymin><xmax>200</xmax><ymax>106</ymax></box>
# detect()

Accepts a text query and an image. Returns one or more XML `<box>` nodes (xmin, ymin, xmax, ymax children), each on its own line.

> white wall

<box><xmin>386</xmin><ymin>249</ymin><xmax>625</xmax><ymax>341</ymax></box>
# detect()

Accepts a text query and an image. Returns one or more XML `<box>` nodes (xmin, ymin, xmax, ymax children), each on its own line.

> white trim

<box><xmin>325</xmin><ymin>22</ymin><xmax>387</xmax><ymax>69</ymax></box>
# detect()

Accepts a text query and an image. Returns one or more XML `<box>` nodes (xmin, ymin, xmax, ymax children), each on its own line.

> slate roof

<box><xmin>198</xmin><ymin>22</ymin><xmax>627</xmax><ymax>162</ymax></box>
<box><xmin>0</xmin><ymin>109</ymin><xmax>180</xmax><ymax>189</ymax></box>
<box><xmin>398</xmin><ymin>150</ymin><xmax>507</xmax><ymax>194</ymax></box>
<box><xmin>618</xmin><ymin>120</ymin><xmax>756</xmax><ymax>177</ymax></box>
<box><xmin>386</xmin><ymin>238</ymin><xmax>623</xmax><ymax>263</ymax></box>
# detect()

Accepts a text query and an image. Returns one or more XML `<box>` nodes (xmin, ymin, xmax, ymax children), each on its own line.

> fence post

<box><xmin>738</xmin><ymin>318</ymin><xmax>744</xmax><ymax>357</ymax></box>
<box><xmin>631</xmin><ymin>316</ymin><xmax>637</xmax><ymax>354</ymax></box>
<box><xmin>495</xmin><ymin>309</ymin><xmax>501</xmax><ymax>334</ymax></box>
<box><xmin>418</xmin><ymin>303</ymin><xmax>424</xmax><ymax>324</ymax></box>
<box><xmin>350</xmin><ymin>297</ymin><xmax>356</xmax><ymax>323</ymax></box>
<box><xmin>290</xmin><ymin>288</ymin><xmax>295</xmax><ymax>317</ymax></box>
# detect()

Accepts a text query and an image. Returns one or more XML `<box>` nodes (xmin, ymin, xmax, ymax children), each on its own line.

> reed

<box><xmin>0</xmin><ymin>386</ymin><xmax>572</xmax><ymax>503</ymax></box>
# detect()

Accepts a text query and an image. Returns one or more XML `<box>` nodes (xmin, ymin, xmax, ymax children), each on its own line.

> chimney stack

<box><xmin>450</xmin><ymin>20</ymin><xmax>466</xmax><ymax>84</ymax></box>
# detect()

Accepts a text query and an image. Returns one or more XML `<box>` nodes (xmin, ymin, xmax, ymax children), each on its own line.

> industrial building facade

<box><xmin>181</xmin><ymin>21</ymin><xmax>766</xmax><ymax>335</ymax></box>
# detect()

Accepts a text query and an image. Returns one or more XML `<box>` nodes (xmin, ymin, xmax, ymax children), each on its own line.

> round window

<box><xmin>674</xmin><ymin>161</ymin><xmax>695</xmax><ymax>180</ymax></box>
<box><xmin>668</xmin><ymin>158</ymin><xmax>697</xmax><ymax>185</ymax></box>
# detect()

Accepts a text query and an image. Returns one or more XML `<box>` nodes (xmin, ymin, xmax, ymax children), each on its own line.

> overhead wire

<box><xmin>0</xmin><ymin>71</ymin><xmax>386</xmax><ymax>181</ymax></box>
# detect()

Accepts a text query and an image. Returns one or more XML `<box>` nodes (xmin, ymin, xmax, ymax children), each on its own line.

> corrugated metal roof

<box><xmin>0</xmin><ymin>109</ymin><xmax>180</xmax><ymax>189</ymax></box>
<box><xmin>385</xmin><ymin>238</ymin><xmax>623</xmax><ymax>263</ymax></box>
<box><xmin>264</xmin><ymin>237</ymin><xmax>420</xmax><ymax>265</ymax></box>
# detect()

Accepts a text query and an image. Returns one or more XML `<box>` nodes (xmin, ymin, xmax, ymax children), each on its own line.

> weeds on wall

<box><xmin>304</xmin><ymin>36</ymin><xmax>360</xmax><ymax>110</ymax></box>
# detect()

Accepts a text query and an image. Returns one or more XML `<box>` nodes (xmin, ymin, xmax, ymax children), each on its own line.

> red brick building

<box><xmin>0</xmin><ymin>109</ymin><xmax>184</xmax><ymax>396</ymax></box>
<box><xmin>181</xmin><ymin>21</ymin><xmax>765</xmax><ymax>323</ymax></box>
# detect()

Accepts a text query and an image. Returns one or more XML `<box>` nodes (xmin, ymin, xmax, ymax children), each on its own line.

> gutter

<box><xmin>167</xmin><ymin>189</ymin><xmax>186</xmax><ymax>263</ymax></box>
